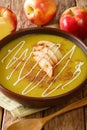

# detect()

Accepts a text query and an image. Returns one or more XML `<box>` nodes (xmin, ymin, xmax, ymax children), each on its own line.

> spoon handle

<box><xmin>42</xmin><ymin>96</ymin><xmax>87</xmax><ymax>124</ymax></box>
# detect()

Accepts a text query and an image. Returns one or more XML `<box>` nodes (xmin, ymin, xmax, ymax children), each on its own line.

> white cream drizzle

<box><xmin>1</xmin><ymin>40</ymin><xmax>84</xmax><ymax>97</ymax></box>
<box><xmin>41</xmin><ymin>45</ymin><xmax>76</xmax><ymax>97</ymax></box>
<box><xmin>6</xmin><ymin>49</ymin><xmax>28</xmax><ymax>80</ymax></box>
<box><xmin>1</xmin><ymin>41</ymin><xmax>25</xmax><ymax>65</ymax></box>
<box><xmin>42</xmin><ymin>62</ymin><xmax>84</xmax><ymax>97</ymax></box>
<box><xmin>61</xmin><ymin>62</ymin><xmax>84</xmax><ymax>90</ymax></box>
<box><xmin>20</xmin><ymin>45</ymin><xmax>77</xmax><ymax>95</ymax></box>
<box><xmin>22</xmin><ymin>43</ymin><xmax>61</xmax><ymax>95</ymax></box>
<box><xmin>13</xmin><ymin>42</ymin><xmax>60</xmax><ymax>86</ymax></box>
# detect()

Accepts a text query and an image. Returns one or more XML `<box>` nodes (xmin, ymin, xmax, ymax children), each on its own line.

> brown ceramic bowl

<box><xmin>0</xmin><ymin>27</ymin><xmax>87</xmax><ymax>108</ymax></box>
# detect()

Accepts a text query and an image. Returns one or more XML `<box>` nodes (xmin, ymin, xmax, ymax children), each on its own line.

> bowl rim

<box><xmin>0</xmin><ymin>27</ymin><xmax>87</xmax><ymax>104</ymax></box>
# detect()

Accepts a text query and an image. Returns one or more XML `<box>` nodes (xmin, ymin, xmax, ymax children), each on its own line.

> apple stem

<box><xmin>6</xmin><ymin>4</ymin><xmax>11</xmax><ymax>9</ymax></box>
<box><xmin>69</xmin><ymin>9</ymin><xmax>74</xmax><ymax>16</ymax></box>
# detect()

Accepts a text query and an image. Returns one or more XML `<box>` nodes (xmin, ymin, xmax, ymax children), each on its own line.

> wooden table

<box><xmin>0</xmin><ymin>0</ymin><xmax>87</xmax><ymax>130</ymax></box>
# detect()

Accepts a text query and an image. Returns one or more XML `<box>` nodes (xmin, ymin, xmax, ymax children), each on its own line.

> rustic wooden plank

<box><xmin>0</xmin><ymin>0</ymin><xmax>11</xmax><ymax>7</ymax></box>
<box><xmin>76</xmin><ymin>0</ymin><xmax>87</xmax><ymax>9</ymax></box>
<box><xmin>0</xmin><ymin>107</ymin><xmax>3</xmax><ymax>129</ymax></box>
<box><xmin>50</xmin><ymin>0</ymin><xmax>76</xmax><ymax>24</ymax></box>
<box><xmin>10</xmin><ymin>0</ymin><xmax>37</xmax><ymax>30</ymax></box>
<box><xmin>44</xmin><ymin>108</ymin><xmax>85</xmax><ymax>130</ymax></box>
<box><xmin>43</xmin><ymin>92</ymin><xmax>85</xmax><ymax>130</ymax></box>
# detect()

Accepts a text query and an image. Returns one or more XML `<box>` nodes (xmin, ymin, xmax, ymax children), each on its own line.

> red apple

<box><xmin>59</xmin><ymin>6</ymin><xmax>87</xmax><ymax>39</ymax></box>
<box><xmin>24</xmin><ymin>0</ymin><xmax>57</xmax><ymax>25</ymax></box>
<box><xmin>0</xmin><ymin>6</ymin><xmax>17</xmax><ymax>40</ymax></box>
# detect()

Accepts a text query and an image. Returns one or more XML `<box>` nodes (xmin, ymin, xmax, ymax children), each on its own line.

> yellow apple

<box><xmin>0</xmin><ymin>6</ymin><xmax>17</xmax><ymax>40</ymax></box>
<box><xmin>24</xmin><ymin>0</ymin><xmax>57</xmax><ymax>25</ymax></box>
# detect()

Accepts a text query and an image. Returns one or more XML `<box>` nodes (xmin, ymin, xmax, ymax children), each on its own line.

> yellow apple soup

<box><xmin>0</xmin><ymin>34</ymin><xmax>87</xmax><ymax>97</ymax></box>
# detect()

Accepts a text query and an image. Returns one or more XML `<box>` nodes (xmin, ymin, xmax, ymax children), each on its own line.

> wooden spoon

<box><xmin>7</xmin><ymin>96</ymin><xmax>87</xmax><ymax>130</ymax></box>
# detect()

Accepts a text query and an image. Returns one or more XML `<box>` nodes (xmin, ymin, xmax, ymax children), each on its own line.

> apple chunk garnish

<box><xmin>0</xmin><ymin>6</ymin><xmax>17</xmax><ymax>40</ymax></box>
<box><xmin>33</xmin><ymin>40</ymin><xmax>62</xmax><ymax>78</ymax></box>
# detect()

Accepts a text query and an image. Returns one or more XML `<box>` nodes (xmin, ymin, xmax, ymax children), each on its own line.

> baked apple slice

<box><xmin>33</xmin><ymin>40</ymin><xmax>62</xmax><ymax>78</ymax></box>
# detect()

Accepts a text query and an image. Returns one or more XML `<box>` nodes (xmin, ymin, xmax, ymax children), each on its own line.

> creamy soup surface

<box><xmin>0</xmin><ymin>34</ymin><xmax>87</xmax><ymax>97</ymax></box>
